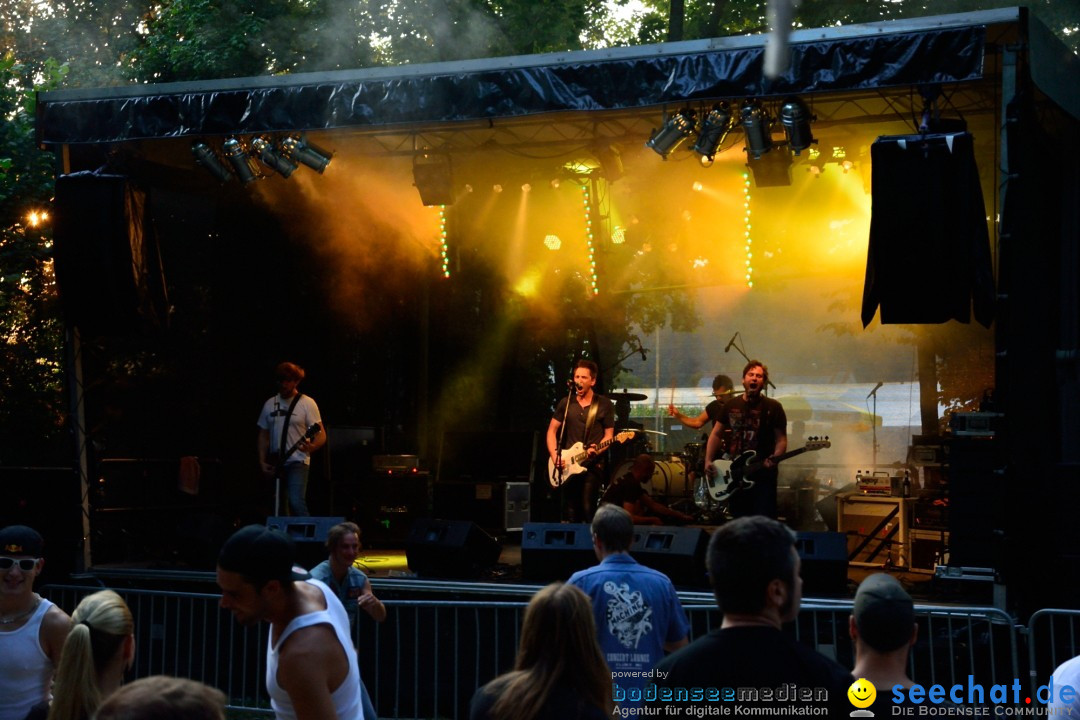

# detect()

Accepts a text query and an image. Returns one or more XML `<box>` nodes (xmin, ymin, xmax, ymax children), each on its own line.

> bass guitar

<box><xmin>549</xmin><ymin>431</ymin><xmax>636</xmax><ymax>487</ymax></box>
<box><xmin>267</xmin><ymin>422</ymin><xmax>322</xmax><ymax>515</ymax></box>
<box><xmin>267</xmin><ymin>422</ymin><xmax>323</xmax><ymax>476</ymax></box>
<box><xmin>708</xmin><ymin>437</ymin><xmax>830</xmax><ymax>503</ymax></box>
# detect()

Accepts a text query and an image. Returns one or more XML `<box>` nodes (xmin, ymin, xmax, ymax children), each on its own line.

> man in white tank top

<box><xmin>217</xmin><ymin>525</ymin><xmax>363</xmax><ymax>720</ymax></box>
<box><xmin>0</xmin><ymin>525</ymin><xmax>72</xmax><ymax>720</ymax></box>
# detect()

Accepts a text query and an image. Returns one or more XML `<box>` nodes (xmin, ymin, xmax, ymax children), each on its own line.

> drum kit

<box><xmin>603</xmin><ymin>390</ymin><xmax>728</xmax><ymax>522</ymax></box>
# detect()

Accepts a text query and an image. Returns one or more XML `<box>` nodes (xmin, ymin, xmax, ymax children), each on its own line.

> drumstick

<box><xmin>669</xmin><ymin>380</ymin><xmax>675</xmax><ymax>407</ymax></box>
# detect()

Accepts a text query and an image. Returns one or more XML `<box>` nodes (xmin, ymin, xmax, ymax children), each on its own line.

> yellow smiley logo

<box><xmin>848</xmin><ymin>678</ymin><xmax>877</xmax><ymax>709</ymax></box>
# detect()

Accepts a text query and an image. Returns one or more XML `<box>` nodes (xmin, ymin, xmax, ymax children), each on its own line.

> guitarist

<box><xmin>545</xmin><ymin>359</ymin><xmax>614</xmax><ymax>523</ymax></box>
<box><xmin>257</xmin><ymin>362</ymin><xmax>326</xmax><ymax>516</ymax></box>
<box><xmin>704</xmin><ymin>360</ymin><xmax>787</xmax><ymax>519</ymax></box>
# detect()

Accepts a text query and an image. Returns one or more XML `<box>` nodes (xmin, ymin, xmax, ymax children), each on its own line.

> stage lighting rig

<box><xmin>191</xmin><ymin>141</ymin><xmax>233</xmax><ymax>183</ymax></box>
<box><xmin>251</xmin><ymin>137</ymin><xmax>298</xmax><ymax>178</ymax></box>
<box><xmin>281</xmin><ymin>135</ymin><xmax>333</xmax><ymax>173</ymax></box>
<box><xmin>692</xmin><ymin>102</ymin><xmax>733</xmax><ymax>166</ymax></box>
<box><xmin>779</xmin><ymin>97</ymin><xmax>816</xmax><ymax>155</ymax></box>
<box><xmin>646</xmin><ymin>108</ymin><xmax>697</xmax><ymax>159</ymax></box>
<box><xmin>223</xmin><ymin>138</ymin><xmax>258</xmax><ymax>184</ymax></box>
<box><xmin>740</xmin><ymin>100</ymin><xmax>773</xmax><ymax>160</ymax></box>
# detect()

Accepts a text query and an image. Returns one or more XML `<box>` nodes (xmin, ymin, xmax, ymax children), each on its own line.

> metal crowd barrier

<box><xmin>41</xmin><ymin>583</ymin><xmax>1022</xmax><ymax>719</ymax></box>
<box><xmin>1027</xmin><ymin>608</ymin><xmax>1080</xmax><ymax>699</ymax></box>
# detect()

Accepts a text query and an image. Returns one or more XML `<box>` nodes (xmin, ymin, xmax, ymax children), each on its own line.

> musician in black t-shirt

<box><xmin>705</xmin><ymin>360</ymin><xmax>786</xmax><ymax>519</ymax></box>
<box><xmin>546</xmin><ymin>360</ymin><xmax>614</xmax><ymax>522</ymax></box>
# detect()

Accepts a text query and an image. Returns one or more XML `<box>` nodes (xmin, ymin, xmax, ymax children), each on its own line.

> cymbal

<box><xmin>609</xmin><ymin>391</ymin><xmax>647</xmax><ymax>401</ymax></box>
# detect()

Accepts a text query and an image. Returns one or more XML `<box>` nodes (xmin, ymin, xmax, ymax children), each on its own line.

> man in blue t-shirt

<box><xmin>568</xmin><ymin>505</ymin><xmax>689</xmax><ymax>708</ymax></box>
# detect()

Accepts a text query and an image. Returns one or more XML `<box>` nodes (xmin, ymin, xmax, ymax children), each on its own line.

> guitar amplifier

<box><xmin>373</xmin><ymin>455</ymin><xmax>420</xmax><ymax>473</ymax></box>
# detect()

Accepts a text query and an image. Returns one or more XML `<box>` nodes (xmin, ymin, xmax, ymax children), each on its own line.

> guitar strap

<box><xmin>583</xmin><ymin>400</ymin><xmax>600</xmax><ymax>446</ymax></box>
<box><xmin>278</xmin><ymin>393</ymin><xmax>303</xmax><ymax>461</ymax></box>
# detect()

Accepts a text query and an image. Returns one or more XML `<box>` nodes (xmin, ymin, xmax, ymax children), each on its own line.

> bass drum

<box><xmin>610</xmin><ymin>455</ymin><xmax>688</xmax><ymax>498</ymax></box>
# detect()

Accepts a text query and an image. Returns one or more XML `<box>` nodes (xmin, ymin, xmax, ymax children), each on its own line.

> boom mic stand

<box><xmin>553</xmin><ymin>380</ymin><xmax>576</xmax><ymax>488</ymax></box>
<box><xmin>727</xmin><ymin>335</ymin><xmax>776</xmax><ymax>392</ymax></box>
<box><xmin>866</xmin><ymin>381</ymin><xmax>883</xmax><ymax>469</ymax></box>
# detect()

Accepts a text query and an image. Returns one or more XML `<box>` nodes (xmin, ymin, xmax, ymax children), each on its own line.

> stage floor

<box><xmin>356</xmin><ymin>543</ymin><xmax>994</xmax><ymax>607</ymax></box>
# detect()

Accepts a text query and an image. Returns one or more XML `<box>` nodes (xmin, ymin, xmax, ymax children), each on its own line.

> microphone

<box><xmin>724</xmin><ymin>332</ymin><xmax>739</xmax><ymax>353</ymax></box>
<box><xmin>639</xmin><ymin>344</ymin><xmax>648</xmax><ymax>362</ymax></box>
<box><xmin>866</xmin><ymin>381</ymin><xmax>884</xmax><ymax>399</ymax></box>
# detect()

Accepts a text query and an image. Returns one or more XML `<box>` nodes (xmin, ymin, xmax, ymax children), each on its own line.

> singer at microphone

<box><xmin>703</xmin><ymin>359</ymin><xmax>787</xmax><ymax>521</ymax></box>
<box><xmin>546</xmin><ymin>359</ymin><xmax>615</xmax><ymax>523</ymax></box>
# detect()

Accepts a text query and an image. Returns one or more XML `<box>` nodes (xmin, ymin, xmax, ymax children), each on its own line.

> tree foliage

<box><xmin>1</xmin><ymin>0</ymin><xmax>1075</xmax><ymax>463</ymax></box>
<box><xmin>0</xmin><ymin>54</ymin><xmax>68</xmax><ymax>464</ymax></box>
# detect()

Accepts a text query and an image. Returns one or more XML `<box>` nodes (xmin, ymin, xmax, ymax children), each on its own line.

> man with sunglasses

<box><xmin>0</xmin><ymin>525</ymin><xmax>72</xmax><ymax>720</ymax></box>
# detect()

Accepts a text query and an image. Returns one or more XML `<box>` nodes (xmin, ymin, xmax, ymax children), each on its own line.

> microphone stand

<box><xmin>872</xmin><ymin>390</ymin><xmax>878</xmax><ymax>470</ymax></box>
<box><xmin>553</xmin><ymin>382</ymin><xmax>576</xmax><ymax>488</ymax></box>
<box><xmin>728</xmin><ymin>338</ymin><xmax>777</xmax><ymax>392</ymax></box>
<box><xmin>867</xmin><ymin>382</ymin><xmax>883</xmax><ymax>470</ymax></box>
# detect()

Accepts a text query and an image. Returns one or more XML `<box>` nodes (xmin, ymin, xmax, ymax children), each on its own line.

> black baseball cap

<box><xmin>853</xmin><ymin>572</ymin><xmax>916</xmax><ymax>652</ymax></box>
<box><xmin>0</xmin><ymin>525</ymin><xmax>44</xmax><ymax>557</ymax></box>
<box><xmin>217</xmin><ymin>525</ymin><xmax>308</xmax><ymax>587</ymax></box>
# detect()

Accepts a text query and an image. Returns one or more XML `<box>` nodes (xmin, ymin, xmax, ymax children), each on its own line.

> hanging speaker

<box><xmin>52</xmin><ymin>172</ymin><xmax>168</xmax><ymax>336</ymax></box>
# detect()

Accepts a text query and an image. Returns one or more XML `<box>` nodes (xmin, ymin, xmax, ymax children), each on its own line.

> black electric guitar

<box><xmin>548</xmin><ymin>431</ymin><xmax>637</xmax><ymax>487</ymax></box>
<box><xmin>708</xmin><ymin>437</ymin><xmax>830</xmax><ymax>503</ymax></box>
<box><xmin>267</xmin><ymin>422</ymin><xmax>322</xmax><ymax>478</ymax></box>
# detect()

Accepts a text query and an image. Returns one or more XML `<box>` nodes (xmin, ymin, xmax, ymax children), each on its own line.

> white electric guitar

<box><xmin>708</xmin><ymin>437</ymin><xmax>830</xmax><ymax>503</ymax></box>
<box><xmin>549</xmin><ymin>431</ymin><xmax>637</xmax><ymax>487</ymax></box>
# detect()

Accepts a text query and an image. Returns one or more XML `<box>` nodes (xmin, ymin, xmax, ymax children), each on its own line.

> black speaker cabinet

<box><xmin>406</xmin><ymin>519</ymin><xmax>502</xmax><ymax>579</ymax></box>
<box><xmin>795</xmin><ymin>531</ymin><xmax>848</xmax><ymax>596</ymax></box>
<box><xmin>433</xmin><ymin>481</ymin><xmax>531</xmax><ymax>534</ymax></box>
<box><xmin>630</xmin><ymin>526</ymin><xmax>709</xmax><ymax>588</ymax></box>
<box><xmin>347</xmin><ymin>471</ymin><xmax>432</xmax><ymax>547</ymax></box>
<box><xmin>520</xmin><ymin>523</ymin><xmax>595</xmax><ymax>582</ymax></box>
<box><xmin>266</xmin><ymin>516</ymin><xmax>345</xmax><ymax>569</ymax></box>
<box><xmin>52</xmin><ymin>172</ymin><xmax>167</xmax><ymax>336</ymax></box>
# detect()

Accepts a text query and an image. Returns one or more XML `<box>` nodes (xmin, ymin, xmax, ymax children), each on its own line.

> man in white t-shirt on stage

<box><xmin>257</xmin><ymin>361</ymin><xmax>326</xmax><ymax>516</ymax></box>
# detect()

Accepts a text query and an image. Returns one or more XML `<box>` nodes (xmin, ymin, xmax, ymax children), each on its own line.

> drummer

<box><xmin>667</xmin><ymin>374</ymin><xmax>734</xmax><ymax>433</ymax></box>
<box><xmin>599</xmin><ymin>454</ymin><xmax>695</xmax><ymax>526</ymax></box>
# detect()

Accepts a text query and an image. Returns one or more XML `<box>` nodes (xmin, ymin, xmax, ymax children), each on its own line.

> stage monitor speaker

<box><xmin>406</xmin><ymin>519</ymin><xmax>502</xmax><ymax>579</ymax></box>
<box><xmin>630</xmin><ymin>526</ymin><xmax>709</xmax><ymax>588</ymax></box>
<box><xmin>520</xmin><ymin>523</ymin><xmax>595</xmax><ymax>583</ymax></box>
<box><xmin>266</xmin><ymin>516</ymin><xmax>345</xmax><ymax>568</ymax></box>
<box><xmin>795</xmin><ymin>531</ymin><xmax>848</xmax><ymax>596</ymax></box>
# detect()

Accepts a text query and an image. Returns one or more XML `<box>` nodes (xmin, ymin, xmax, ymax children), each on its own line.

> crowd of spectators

<box><xmin>5</xmin><ymin>514</ymin><xmax>1077</xmax><ymax>720</ymax></box>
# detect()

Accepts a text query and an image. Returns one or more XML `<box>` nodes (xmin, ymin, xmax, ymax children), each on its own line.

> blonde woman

<box><xmin>470</xmin><ymin>583</ymin><xmax>614</xmax><ymax>720</ymax></box>
<box><xmin>47</xmin><ymin>590</ymin><xmax>134</xmax><ymax>720</ymax></box>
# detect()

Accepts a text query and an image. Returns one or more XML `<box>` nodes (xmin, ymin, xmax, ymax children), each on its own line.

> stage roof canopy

<box><xmin>35</xmin><ymin>7</ymin><xmax>1078</xmax><ymax>149</ymax></box>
